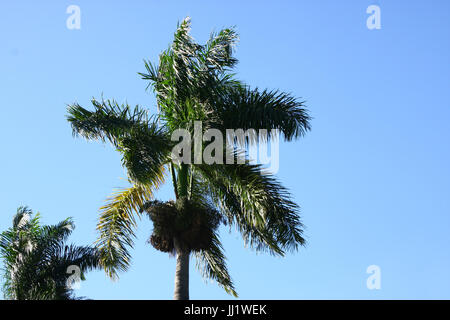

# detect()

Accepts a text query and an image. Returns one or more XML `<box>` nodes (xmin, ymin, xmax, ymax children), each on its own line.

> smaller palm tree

<box><xmin>0</xmin><ymin>207</ymin><xmax>101</xmax><ymax>300</ymax></box>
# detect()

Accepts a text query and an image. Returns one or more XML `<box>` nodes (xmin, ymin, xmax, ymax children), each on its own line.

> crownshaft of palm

<box><xmin>66</xmin><ymin>17</ymin><xmax>311</xmax><ymax>300</ymax></box>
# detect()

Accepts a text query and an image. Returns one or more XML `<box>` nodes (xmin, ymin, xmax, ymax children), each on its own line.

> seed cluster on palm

<box><xmin>144</xmin><ymin>197</ymin><xmax>222</xmax><ymax>253</ymax></box>
<box><xmin>66</xmin><ymin>17</ymin><xmax>311</xmax><ymax>299</ymax></box>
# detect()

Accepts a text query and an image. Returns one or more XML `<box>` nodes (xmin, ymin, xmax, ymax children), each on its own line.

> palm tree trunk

<box><xmin>173</xmin><ymin>247</ymin><xmax>190</xmax><ymax>300</ymax></box>
<box><xmin>173</xmin><ymin>163</ymin><xmax>190</xmax><ymax>300</ymax></box>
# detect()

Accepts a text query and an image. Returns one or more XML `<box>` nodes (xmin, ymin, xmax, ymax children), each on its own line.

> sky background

<box><xmin>1</xmin><ymin>0</ymin><xmax>450</xmax><ymax>299</ymax></box>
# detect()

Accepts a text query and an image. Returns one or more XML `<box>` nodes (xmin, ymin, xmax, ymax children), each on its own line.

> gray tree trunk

<box><xmin>173</xmin><ymin>247</ymin><xmax>190</xmax><ymax>300</ymax></box>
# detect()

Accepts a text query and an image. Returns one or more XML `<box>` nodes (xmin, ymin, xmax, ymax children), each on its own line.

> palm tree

<box><xmin>66</xmin><ymin>17</ymin><xmax>311</xmax><ymax>299</ymax></box>
<box><xmin>0</xmin><ymin>207</ymin><xmax>100</xmax><ymax>300</ymax></box>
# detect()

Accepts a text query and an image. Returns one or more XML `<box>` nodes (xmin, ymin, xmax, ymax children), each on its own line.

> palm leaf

<box><xmin>196</xmin><ymin>149</ymin><xmax>305</xmax><ymax>255</ymax></box>
<box><xmin>211</xmin><ymin>86</ymin><xmax>311</xmax><ymax>142</ymax></box>
<box><xmin>194</xmin><ymin>232</ymin><xmax>237</xmax><ymax>297</ymax></box>
<box><xmin>67</xmin><ymin>98</ymin><xmax>152</xmax><ymax>146</ymax></box>
<box><xmin>96</xmin><ymin>181</ymin><xmax>164</xmax><ymax>279</ymax></box>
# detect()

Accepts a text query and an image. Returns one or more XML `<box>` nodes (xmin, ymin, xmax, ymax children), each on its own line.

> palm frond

<box><xmin>194</xmin><ymin>232</ymin><xmax>237</xmax><ymax>297</ymax></box>
<box><xmin>67</xmin><ymin>98</ymin><xmax>172</xmax><ymax>185</ymax></box>
<box><xmin>196</xmin><ymin>151</ymin><xmax>305</xmax><ymax>255</ymax></box>
<box><xmin>212</xmin><ymin>86</ymin><xmax>311</xmax><ymax>142</ymax></box>
<box><xmin>66</xmin><ymin>98</ymin><xmax>153</xmax><ymax>147</ymax></box>
<box><xmin>96</xmin><ymin>182</ymin><xmax>162</xmax><ymax>279</ymax></box>
<box><xmin>119</xmin><ymin>124</ymin><xmax>172</xmax><ymax>185</ymax></box>
<box><xmin>38</xmin><ymin>218</ymin><xmax>75</xmax><ymax>244</ymax></box>
<box><xmin>199</xmin><ymin>27</ymin><xmax>239</xmax><ymax>71</ymax></box>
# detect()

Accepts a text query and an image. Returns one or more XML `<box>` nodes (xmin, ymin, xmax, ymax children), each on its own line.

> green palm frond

<box><xmin>67</xmin><ymin>98</ymin><xmax>172</xmax><ymax>185</ymax></box>
<box><xmin>11</xmin><ymin>206</ymin><xmax>34</xmax><ymax>229</ymax></box>
<box><xmin>119</xmin><ymin>125</ymin><xmax>172</xmax><ymax>185</ymax></box>
<box><xmin>212</xmin><ymin>86</ymin><xmax>311</xmax><ymax>142</ymax></box>
<box><xmin>196</xmin><ymin>150</ymin><xmax>305</xmax><ymax>255</ymax></box>
<box><xmin>96</xmin><ymin>182</ymin><xmax>163</xmax><ymax>279</ymax></box>
<box><xmin>194</xmin><ymin>231</ymin><xmax>237</xmax><ymax>297</ymax></box>
<box><xmin>200</xmin><ymin>27</ymin><xmax>239</xmax><ymax>71</ymax></box>
<box><xmin>38</xmin><ymin>218</ymin><xmax>75</xmax><ymax>244</ymax></box>
<box><xmin>67</xmin><ymin>98</ymin><xmax>153</xmax><ymax>146</ymax></box>
<box><xmin>54</xmin><ymin>244</ymin><xmax>100</xmax><ymax>276</ymax></box>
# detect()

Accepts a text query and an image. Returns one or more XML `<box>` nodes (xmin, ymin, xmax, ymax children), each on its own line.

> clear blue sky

<box><xmin>1</xmin><ymin>0</ymin><xmax>449</xmax><ymax>299</ymax></box>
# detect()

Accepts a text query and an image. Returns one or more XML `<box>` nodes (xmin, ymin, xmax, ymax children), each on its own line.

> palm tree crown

<box><xmin>0</xmin><ymin>207</ymin><xmax>100</xmax><ymax>300</ymax></box>
<box><xmin>66</xmin><ymin>17</ymin><xmax>311</xmax><ymax>298</ymax></box>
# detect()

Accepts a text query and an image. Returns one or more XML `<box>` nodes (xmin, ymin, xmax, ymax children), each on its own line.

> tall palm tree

<box><xmin>0</xmin><ymin>207</ymin><xmax>100</xmax><ymax>300</ymax></box>
<box><xmin>66</xmin><ymin>17</ymin><xmax>311</xmax><ymax>299</ymax></box>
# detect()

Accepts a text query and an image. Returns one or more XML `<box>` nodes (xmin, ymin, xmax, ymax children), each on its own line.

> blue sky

<box><xmin>1</xmin><ymin>0</ymin><xmax>450</xmax><ymax>299</ymax></box>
